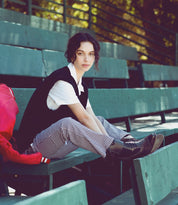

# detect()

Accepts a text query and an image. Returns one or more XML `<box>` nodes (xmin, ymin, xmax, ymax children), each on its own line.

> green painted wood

<box><xmin>157</xmin><ymin>187</ymin><xmax>178</xmax><ymax>205</ymax></box>
<box><xmin>133</xmin><ymin>142</ymin><xmax>178</xmax><ymax>205</ymax></box>
<box><xmin>0</xmin><ymin>8</ymin><xmax>94</xmax><ymax>38</ymax></box>
<box><xmin>5</xmin><ymin>87</ymin><xmax>178</xmax><ymax>193</ymax></box>
<box><xmin>26</xmin><ymin>26</ymin><xmax>68</xmax><ymax>52</ymax></box>
<box><xmin>43</xmin><ymin>52</ymin><xmax>129</xmax><ymax>79</ymax></box>
<box><xmin>0</xmin><ymin>196</ymin><xmax>28</xmax><ymax>205</ymax></box>
<box><xmin>13</xmin><ymin>87</ymin><xmax>178</xmax><ymax>132</ymax></box>
<box><xmin>13</xmin><ymin>88</ymin><xmax>35</xmax><ymax>130</ymax></box>
<box><xmin>42</xmin><ymin>50</ymin><xmax>68</xmax><ymax>76</ymax></box>
<box><xmin>0</xmin><ymin>20</ymin><xmax>69</xmax><ymax>51</ymax></box>
<box><xmin>130</xmin><ymin>120</ymin><xmax>178</xmax><ymax>139</ymax></box>
<box><xmin>103</xmin><ymin>189</ymin><xmax>135</xmax><ymax>205</ymax></box>
<box><xmin>0</xmin><ymin>21</ymin><xmax>27</xmax><ymax>46</ymax></box>
<box><xmin>0</xmin><ymin>44</ymin><xmax>45</xmax><ymax>77</ymax></box>
<box><xmin>84</xmin><ymin>57</ymin><xmax>129</xmax><ymax>79</ymax></box>
<box><xmin>14</xmin><ymin>180</ymin><xmax>88</xmax><ymax>205</ymax></box>
<box><xmin>43</xmin><ymin>52</ymin><xmax>129</xmax><ymax>80</ymax></box>
<box><xmin>2</xmin><ymin>88</ymin><xmax>100</xmax><ymax>193</ymax></box>
<box><xmin>99</xmin><ymin>42</ymin><xmax>138</xmax><ymax>61</ymax></box>
<box><xmin>88</xmin><ymin>87</ymin><xmax>178</xmax><ymax>120</ymax></box>
<box><xmin>2</xmin><ymin>148</ymin><xmax>99</xmax><ymax>176</ymax></box>
<box><xmin>142</xmin><ymin>63</ymin><xmax>178</xmax><ymax>81</ymax></box>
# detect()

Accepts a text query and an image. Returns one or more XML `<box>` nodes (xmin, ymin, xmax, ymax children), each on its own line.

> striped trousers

<box><xmin>32</xmin><ymin>116</ymin><xmax>128</xmax><ymax>159</ymax></box>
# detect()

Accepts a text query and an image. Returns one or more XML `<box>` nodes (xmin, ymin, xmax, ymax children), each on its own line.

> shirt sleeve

<box><xmin>47</xmin><ymin>80</ymin><xmax>80</xmax><ymax>110</ymax></box>
<box><xmin>0</xmin><ymin>137</ymin><xmax>45</xmax><ymax>164</ymax></box>
<box><xmin>86</xmin><ymin>99</ymin><xmax>91</xmax><ymax>108</ymax></box>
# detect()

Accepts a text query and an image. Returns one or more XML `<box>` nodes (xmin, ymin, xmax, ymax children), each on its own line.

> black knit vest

<box><xmin>17</xmin><ymin>67</ymin><xmax>88</xmax><ymax>153</ymax></box>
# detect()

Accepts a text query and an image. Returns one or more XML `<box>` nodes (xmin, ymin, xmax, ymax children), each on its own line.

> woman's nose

<box><xmin>84</xmin><ymin>55</ymin><xmax>89</xmax><ymax>61</ymax></box>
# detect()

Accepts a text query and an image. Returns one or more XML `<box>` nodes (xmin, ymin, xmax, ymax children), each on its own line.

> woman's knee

<box><xmin>97</xmin><ymin>116</ymin><xmax>105</xmax><ymax>123</ymax></box>
<box><xmin>56</xmin><ymin>117</ymin><xmax>76</xmax><ymax>128</ymax></box>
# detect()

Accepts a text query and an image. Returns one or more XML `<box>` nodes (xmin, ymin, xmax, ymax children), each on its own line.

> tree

<box><xmin>3</xmin><ymin>0</ymin><xmax>178</xmax><ymax>64</ymax></box>
<box><xmin>130</xmin><ymin>0</ymin><xmax>178</xmax><ymax>64</ymax></box>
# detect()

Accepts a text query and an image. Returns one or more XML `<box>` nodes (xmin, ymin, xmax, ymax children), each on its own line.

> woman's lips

<box><xmin>82</xmin><ymin>64</ymin><xmax>90</xmax><ymax>67</ymax></box>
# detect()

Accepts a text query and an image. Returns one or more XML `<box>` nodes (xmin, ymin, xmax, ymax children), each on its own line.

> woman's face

<box><xmin>73</xmin><ymin>41</ymin><xmax>95</xmax><ymax>74</ymax></box>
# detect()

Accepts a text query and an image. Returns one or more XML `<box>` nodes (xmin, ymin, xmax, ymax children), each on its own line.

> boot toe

<box><xmin>108</xmin><ymin>140</ymin><xmax>143</xmax><ymax>160</ymax></box>
<box><xmin>150</xmin><ymin>134</ymin><xmax>164</xmax><ymax>153</ymax></box>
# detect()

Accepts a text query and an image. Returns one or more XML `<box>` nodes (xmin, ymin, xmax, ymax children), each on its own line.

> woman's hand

<box><xmin>68</xmin><ymin>103</ymin><xmax>108</xmax><ymax>135</ymax></box>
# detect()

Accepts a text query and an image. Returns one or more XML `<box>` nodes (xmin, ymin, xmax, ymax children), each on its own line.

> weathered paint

<box><xmin>134</xmin><ymin>142</ymin><xmax>178</xmax><ymax>205</ymax></box>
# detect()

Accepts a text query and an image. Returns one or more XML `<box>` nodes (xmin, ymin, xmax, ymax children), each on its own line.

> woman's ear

<box><xmin>71</xmin><ymin>53</ymin><xmax>76</xmax><ymax>64</ymax></box>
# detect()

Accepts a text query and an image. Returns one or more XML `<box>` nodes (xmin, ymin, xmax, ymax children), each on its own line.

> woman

<box><xmin>16</xmin><ymin>32</ymin><xmax>164</xmax><ymax>160</ymax></box>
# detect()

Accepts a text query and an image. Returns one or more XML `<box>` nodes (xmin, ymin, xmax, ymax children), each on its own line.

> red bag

<box><xmin>0</xmin><ymin>84</ymin><xmax>50</xmax><ymax>164</ymax></box>
<box><xmin>0</xmin><ymin>83</ymin><xmax>19</xmax><ymax>141</ymax></box>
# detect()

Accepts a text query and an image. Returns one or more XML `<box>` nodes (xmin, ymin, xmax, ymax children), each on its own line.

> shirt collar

<box><xmin>68</xmin><ymin>63</ymin><xmax>84</xmax><ymax>94</ymax></box>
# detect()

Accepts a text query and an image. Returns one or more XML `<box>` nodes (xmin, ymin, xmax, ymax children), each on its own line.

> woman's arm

<box><xmin>86</xmin><ymin>106</ymin><xmax>109</xmax><ymax>135</ymax></box>
<box><xmin>68</xmin><ymin>103</ymin><xmax>107</xmax><ymax>134</ymax></box>
<box><xmin>48</xmin><ymin>80</ymin><xmax>108</xmax><ymax>134</ymax></box>
<box><xmin>68</xmin><ymin>103</ymin><xmax>109</xmax><ymax>135</ymax></box>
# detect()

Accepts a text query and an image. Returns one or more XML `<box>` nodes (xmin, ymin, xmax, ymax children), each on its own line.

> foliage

<box><xmin>130</xmin><ymin>0</ymin><xmax>178</xmax><ymax>63</ymax></box>
<box><xmin>3</xmin><ymin>0</ymin><xmax>178</xmax><ymax>65</ymax></box>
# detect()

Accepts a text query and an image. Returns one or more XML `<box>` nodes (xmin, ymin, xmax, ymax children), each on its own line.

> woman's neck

<box><xmin>75</xmin><ymin>68</ymin><xmax>84</xmax><ymax>84</ymax></box>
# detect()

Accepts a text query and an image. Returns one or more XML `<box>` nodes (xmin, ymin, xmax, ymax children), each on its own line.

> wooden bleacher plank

<box><xmin>157</xmin><ymin>187</ymin><xmax>178</xmax><ymax>205</ymax></box>
<box><xmin>42</xmin><ymin>52</ymin><xmax>129</xmax><ymax>87</ymax></box>
<box><xmin>0</xmin><ymin>21</ymin><xmax>69</xmax><ymax>51</ymax></box>
<box><xmin>103</xmin><ymin>189</ymin><xmax>135</xmax><ymax>205</ymax></box>
<box><xmin>113</xmin><ymin>113</ymin><xmax>178</xmax><ymax>142</ymax></box>
<box><xmin>13</xmin><ymin>180</ymin><xmax>88</xmax><ymax>205</ymax></box>
<box><xmin>103</xmin><ymin>142</ymin><xmax>178</xmax><ymax>205</ymax></box>
<box><xmin>89</xmin><ymin>87</ymin><xmax>178</xmax><ymax>121</ymax></box>
<box><xmin>42</xmin><ymin>50</ymin><xmax>68</xmax><ymax>76</ymax></box>
<box><xmin>0</xmin><ymin>21</ymin><xmax>27</xmax><ymax>46</ymax></box>
<box><xmin>14</xmin><ymin>87</ymin><xmax>178</xmax><ymax>135</ymax></box>
<box><xmin>25</xmin><ymin>26</ymin><xmax>68</xmax><ymax>52</ymax></box>
<box><xmin>2</xmin><ymin>148</ymin><xmax>99</xmax><ymax>177</ymax></box>
<box><xmin>0</xmin><ymin>44</ymin><xmax>45</xmax><ymax>77</ymax></box>
<box><xmin>13</xmin><ymin>88</ymin><xmax>35</xmax><ymax>131</ymax></box>
<box><xmin>0</xmin><ymin>8</ymin><xmax>94</xmax><ymax>38</ymax></box>
<box><xmin>42</xmin><ymin>51</ymin><xmax>129</xmax><ymax>80</ymax></box>
<box><xmin>0</xmin><ymin>196</ymin><xmax>28</xmax><ymax>205</ymax></box>
<box><xmin>99</xmin><ymin>42</ymin><xmax>139</xmax><ymax>61</ymax></box>
<box><xmin>141</xmin><ymin>63</ymin><xmax>178</xmax><ymax>82</ymax></box>
<box><xmin>84</xmin><ymin>57</ymin><xmax>129</xmax><ymax>79</ymax></box>
<box><xmin>89</xmin><ymin>87</ymin><xmax>178</xmax><ymax>132</ymax></box>
<box><xmin>133</xmin><ymin>142</ymin><xmax>178</xmax><ymax>205</ymax></box>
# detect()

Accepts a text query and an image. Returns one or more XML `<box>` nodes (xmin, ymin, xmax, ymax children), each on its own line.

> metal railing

<box><xmin>0</xmin><ymin>0</ymin><xmax>177</xmax><ymax>65</ymax></box>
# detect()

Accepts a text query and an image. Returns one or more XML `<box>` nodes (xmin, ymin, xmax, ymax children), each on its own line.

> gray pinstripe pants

<box><xmin>32</xmin><ymin>116</ymin><xmax>128</xmax><ymax>159</ymax></box>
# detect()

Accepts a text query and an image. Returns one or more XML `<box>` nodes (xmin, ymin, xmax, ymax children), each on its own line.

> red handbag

<box><xmin>0</xmin><ymin>83</ymin><xmax>19</xmax><ymax>141</ymax></box>
<box><xmin>0</xmin><ymin>84</ymin><xmax>50</xmax><ymax>164</ymax></box>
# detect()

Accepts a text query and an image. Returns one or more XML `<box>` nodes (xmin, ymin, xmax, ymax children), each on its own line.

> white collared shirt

<box><xmin>47</xmin><ymin>63</ymin><xmax>91</xmax><ymax>110</ymax></box>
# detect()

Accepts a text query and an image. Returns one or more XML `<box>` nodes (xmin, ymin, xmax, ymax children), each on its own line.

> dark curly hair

<box><xmin>65</xmin><ymin>32</ymin><xmax>100</xmax><ymax>70</ymax></box>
